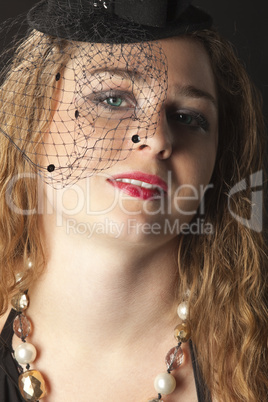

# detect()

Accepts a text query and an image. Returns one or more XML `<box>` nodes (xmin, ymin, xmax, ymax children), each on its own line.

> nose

<box><xmin>133</xmin><ymin>110</ymin><xmax>172</xmax><ymax>160</ymax></box>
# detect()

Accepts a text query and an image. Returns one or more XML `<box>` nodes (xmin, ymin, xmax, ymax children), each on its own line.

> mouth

<box><xmin>107</xmin><ymin>171</ymin><xmax>167</xmax><ymax>200</ymax></box>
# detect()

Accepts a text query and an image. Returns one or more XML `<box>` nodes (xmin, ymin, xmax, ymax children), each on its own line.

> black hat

<box><xmin>27</xmin><ymin>0</ymin><xmax>213</xmax><ymax>44</ymax></box>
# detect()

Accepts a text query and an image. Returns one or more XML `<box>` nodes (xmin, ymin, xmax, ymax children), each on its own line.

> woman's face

<box><xmin>43</xmin><ymin>37</ymin><xmax>218</xmax><ymax>243</ymax></box>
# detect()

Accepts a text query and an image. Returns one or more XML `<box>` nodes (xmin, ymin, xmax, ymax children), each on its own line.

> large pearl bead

<box><xmin>177</xmin><ymin>301</ymin><xmax>189</xmax><ymax>320</ymax></box>
<box><xmin>15</xmin><ymin>342</ymin><xmax>37</xmax><ymax>364</ymax></box>
<box><xmin>154</xmin><ymin>372</ymin><xmax>176</xmax><ymax>395</ymax></box>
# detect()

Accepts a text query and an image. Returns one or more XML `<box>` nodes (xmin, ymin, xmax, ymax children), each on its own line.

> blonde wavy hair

<box><xmin>0</xmin><ymin>29</ymin><xmax>267</xmax><ymax>401</ymax></box>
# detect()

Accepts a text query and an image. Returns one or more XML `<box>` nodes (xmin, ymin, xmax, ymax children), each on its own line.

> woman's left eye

<box><xmin>176</xmin><ymin>113</ymin><xmax>194</xmax><ymax>125</ymax></box>
<box><xmin>169</xmin><ymin>111</ymin><xmax>209</xmax><ymax>131</ymax></box>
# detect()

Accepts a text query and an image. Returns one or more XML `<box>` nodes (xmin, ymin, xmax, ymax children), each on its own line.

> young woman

<box><xmin>0</xmin><ymin>1</ymin><xmax>267</xmax><ymax>401</ymax></box>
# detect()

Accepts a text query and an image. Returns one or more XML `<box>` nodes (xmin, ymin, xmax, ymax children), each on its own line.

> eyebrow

<box><xmin>86</xmin><ymin>69</ymin><xmax>218</xmax><ymax>109</ymax></box>
<box><xmin>174</xmin><ymin>84</ymin><xmax>218</xmax><ymax>110</ymax></box>
<box><xmin>89</xmin><ymin>68</ymin><xmax>146</xmax><ymax>83</ymax></box>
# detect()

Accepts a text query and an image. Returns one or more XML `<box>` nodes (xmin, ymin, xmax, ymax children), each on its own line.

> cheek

<box><xmin>170</xmin><ymin>140</ymin><xmax>217</xmax><ymax>215</ymax></box>
<box><xmin>173</xmin><ymin>138</ymin><xmax>217</xmax><ymax>184</ymax></box>
<box><xmin>39</xmin><ymin>113</ymin><xmax>77</xmax><ymax>183</ymax></box>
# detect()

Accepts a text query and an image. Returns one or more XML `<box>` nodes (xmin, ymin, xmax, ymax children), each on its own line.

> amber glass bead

<box><xmin>11</xmin><ymin>293</ymin><xmax>29</xmax><ymax>312</ymax></box>
<box><xmin>18</xmin><ymin>370</ymin><xmax>46</xmax><ymax>401</ymax></box>
<box><xmin>174</xmin><ymin>322</ymin><xmax>191</xmax><ymax>342</ymax></box>
<box><xmin>13</xmin><ymin>314</ymin><xmax>31</xmax><ymax>339</ymax></box>
<box><xmin>165</xmin><ymin>345</ymin><xmax>184</xmax><ymax>370</ymax></box>
<box><xmin>15</xmin><ymin>272</ymin><xmax>24</xmax><ymax>284</ymax></box>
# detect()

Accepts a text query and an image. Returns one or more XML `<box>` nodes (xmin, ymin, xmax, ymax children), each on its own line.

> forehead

<box><xmin>64</xmin><ymin>37</ymin><xmax>215</xmax><ymax>98</ymax></box>
<box><xmin>159</xmin><ymin>37</ymin><xmax>216</xmax><ymax>98</ymax></box>
<box><xmin>67</xmin><ymin>40</ymin><xmax>167</xmax><ymax>80</ymax></box>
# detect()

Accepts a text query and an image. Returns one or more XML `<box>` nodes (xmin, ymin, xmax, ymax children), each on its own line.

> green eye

<box><xmin>176</xmin><ymin>114</ymin><xmax>193</xmax><ymax>124</ymax></box>
<box><xmin>106</xmin><ymin>97</ymin><xmax>123</xmax><ymax>107</ymax></box>
<box><xmin>169</xmin><ymin>110</ymin><xmax>209</xmax><ymax>131</ymax></box>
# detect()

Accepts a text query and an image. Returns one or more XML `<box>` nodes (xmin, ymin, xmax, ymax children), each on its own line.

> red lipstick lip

<box><xmin>108</xmin><ymin>171</ymin><xmax>168</xmax><ymax>192</ymax></box>
<box><xmin>106</xmin><ymin>171</ymin><xmax>168</xmax><ymax>200</ymax></box>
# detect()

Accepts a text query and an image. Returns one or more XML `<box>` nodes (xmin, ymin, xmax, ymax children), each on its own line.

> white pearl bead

<box><xmin>177</xmin><ymin>301</ymin><xmax>189</xmax><ymax>320</ymax></box>
<box><xmin>154</xmin><ymin>372</ymin><xmax>176</xmax><ymax>395</ymax></box>
<box><xmin>26</xmin><ymin>258</ymin><xmax>33</xmax><ymax>269</ymax></box>
<box><xmin>14</xmin><ymin>342</ymin><xmax>37</xmax><ymax>364</ymax></box>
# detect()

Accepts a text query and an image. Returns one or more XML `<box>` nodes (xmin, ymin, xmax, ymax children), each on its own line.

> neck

<box><xmin>28</xmin><ymin>214</ymin><xmax>180</xmax><ymax>351</ymax></box>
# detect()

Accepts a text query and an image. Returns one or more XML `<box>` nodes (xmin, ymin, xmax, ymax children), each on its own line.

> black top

<box><xmin>0</xmin><ymin>309</ymin><xmax>211</xmax><ymax>402</ymax></box>
<box><xmin>0</xmin><ymin>309</ymin><xmax>24</xmax><ymax>401</ymax></box>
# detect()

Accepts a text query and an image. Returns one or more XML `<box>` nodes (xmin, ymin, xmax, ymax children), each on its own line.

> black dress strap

<box><xmin>189</xmin><ymin>339</ymin><xmax>212</xmax><ymax>402</ymax></box>
<box><xmin>0</xmin><ymin>309</ymin><xmax>24</xmax><ymax>401</ymax></box>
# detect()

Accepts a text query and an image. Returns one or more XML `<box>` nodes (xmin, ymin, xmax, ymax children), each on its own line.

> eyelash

<box><xmin>168</xmin><ymin>110</ymin><xmax>209</xmax><ymax>131</ymax></box>
<box><xmin>85</xmin><ymin>91</ymin><xmax>210</xmax><ymax>132</ymax></box>
<box><xmin>91</xmin><ymin>91</ymin><xmax>136</xmax><ymax>111</ymax></box>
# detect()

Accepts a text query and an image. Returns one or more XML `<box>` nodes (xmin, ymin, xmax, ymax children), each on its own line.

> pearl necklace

<box><xmin>11</xmin><ymin>266</ymin><xmax>191</xmax><ymax>402</ymax></box>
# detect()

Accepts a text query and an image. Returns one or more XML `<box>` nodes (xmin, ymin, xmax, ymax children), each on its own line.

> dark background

<box><xmin>196</xmin><ymin>0</ymin><xmax>268</xmax><ymax>123</ymax></box>
<box><xmin>0</xmin><ymin>0</ymin><xmax>267</xmax><ymax>228</ymax></box>
<box><xmin>0</xmin><ymin>0</ymin><xmax>267</xmax><ymax>121</ymax></box>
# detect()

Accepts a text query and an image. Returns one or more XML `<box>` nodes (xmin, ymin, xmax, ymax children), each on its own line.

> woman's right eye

<box><xmin>103</xmin><ymin>96</ymin><xmax>124</xmax><ymax>108</ymax></box>
<box><xmin>91</xmin><ymin>91</ymin><xmax>137</xmax><ymax>111</ymax></box>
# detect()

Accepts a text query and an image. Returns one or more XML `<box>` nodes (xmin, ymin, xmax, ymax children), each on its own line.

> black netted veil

<box><xmin>0</xmin><ymin>30</ymin><xmax>167</xmax><ymax>188</ymax></box>
<box><xmin>0</xmin><ymin>0</ymin><xmax>212</xmax><ymax>189</ymax></box>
